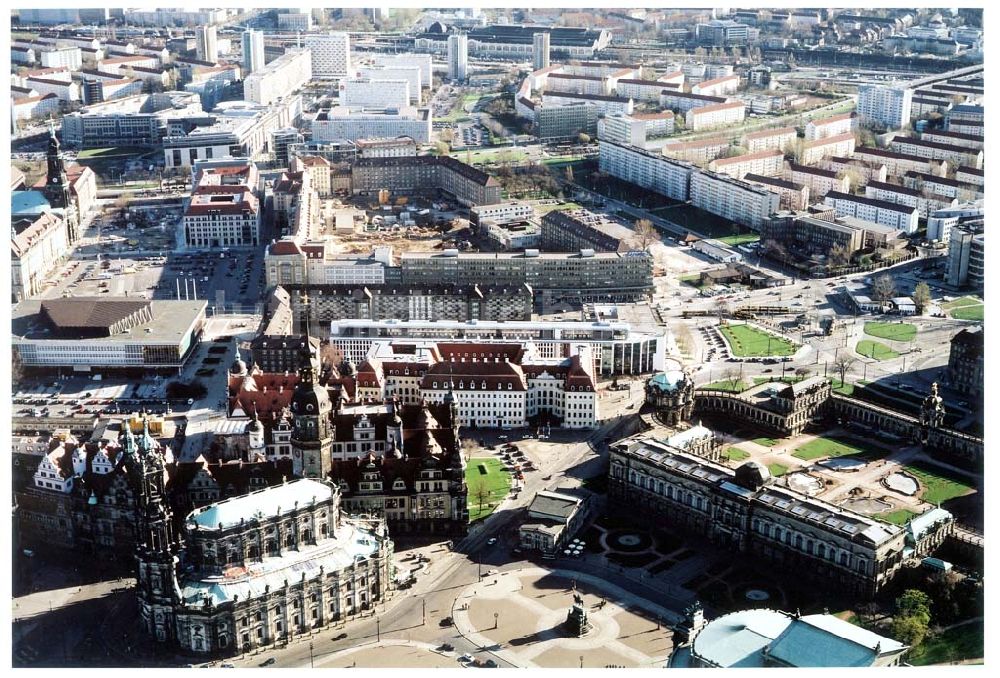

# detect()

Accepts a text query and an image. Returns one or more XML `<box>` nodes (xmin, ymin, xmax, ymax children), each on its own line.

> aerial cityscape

<box><xmin>9</xmin><ymin>5</ymin><xmax>985</xmax><ymax>670</ymax></box>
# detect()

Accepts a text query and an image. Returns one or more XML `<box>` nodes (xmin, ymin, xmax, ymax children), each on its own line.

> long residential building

<box><xmin>340</xmin><ymin>77</ymin><xmax>411</xmax><ymax>110</ymax></box>
<box><xmin>615</xmin><ymin>78</ymin><xmax>670</xmax><ymax>102</ymax></box>
<box><xmin>804</xmin><ymin>112</ymin><xmax>858</xmax><ymax>141</ymax></box>
<box><xmin>690</xmin><ymin>75</ymin><xmax>739</xmax><ymax>97</ymax></box>
<box><xmin>311</xmin><ymin>106</ymin><xmax>431</xmax><ymax>144</ymax></box>
<box><xmin>598</xmin><ymin>140</ymin><xmax>694</xmax><ymax>202</ymax></box>
<box><xmin>707</xmin><ymin>149</ymin><xmax>784</xmax><ymax>180</ymax></box>
<box><xmin>690</xmin><ymin>171</ymin><xmax>780</xmax><ymax>231</ymax></box>
<box><xmin>660</xmin><ymin>90</ymin><xmax>728</xmax><ymax>115</ymax></box>
<box><xmin>854</xmin><ymin>147</ymin><xmax>946</xmax><ymax>177</ymax></box>
<box><xmin>541</xmin><ymin>91</ymin><xmax>634</xmax><ymax>116</ymax></box>
<box><xmin>333</xmin><ymin>319</ymin><xmax>667</xmax><ymax>377</ymax></box>
<box><xmin>920</xmin><ymin>129</ymin><xmax>983</xmax><ymax>152</ymax></box>
<box><xmin>540</xmin><ymin>208</ymin><xmax>635</xmax><ymax>253</ymax></box>
<box><xmin>824</xmin><ymin>156</ymin><xmax>888</xmax><ymax>186</ymax></box>
<box><xmin>358</xmin><ymin>66</ymin><xmax>422</xmax><ymax>104</ymax></box>
<box><xmin>244</xmin><ymin>48</ymin><xmax>312</xmax><ymax>106</ymax></box>
<box><xmin>864</xmin><ymin>181</ymin><xmax>958</xmax><ymax>219</ymax></box>
<box><xmin>304</xmin><ymin>32</ymin><xmax>351</xmax><ymax>79</ymax></box>
<box><xmin>743</xmin><ymin>175</ymin><xmax>809</xmax><ymax>212</ymax></box>
<box><xmin>786</xmin><ymin>163</ymin><xmax>849</xmax><ymax>199</ymax></box>
<box><xmin>414</xmin><ymin>24</ymin><xmax>612</xmax><ymax>60</ymax></box>
<box><xmin>350</xmin><ymin>156</ymin><xmax>501</xmax><ymax>207</ymax></box>
<box><xmin>743</xmin><ymin>126</ymin><xmax>797</xmax><ymax>153</ymax></box>
<box><xmin>662</xmin><ymin>137</ymin><xmax>731</xmax><ymax>164</ymax></box>
<box><xmin>686</xmin><ymin>102</ymin><xmax>745</xmax><ymax>131</ymax></box>
<box><xmin>887</xmin><ymin>136</ymin><xmax>983</xmax><ymax>170</ymax></box>
<box><xmin>799</xmin><ymin>132</ymin><xmax>856</xmax><ymax>166</ymax></box>
<box><xmin>824</xmin><ymin>192</ymin><xmax>919</xmax><ymax>235</ymax></box>
<box><xmin>955</xmin><ymin>166</ymin><xmax>984</xmax><ymax>187</ymax></box>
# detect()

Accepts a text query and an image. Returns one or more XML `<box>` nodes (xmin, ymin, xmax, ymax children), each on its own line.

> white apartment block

<box><xmin>686</xmin><ymin>102</ymin><xmax>745</xmax><ymax>131</ymax></box>
<box><xmin>704</xmin><ymin>63</ymin><xmax>734</xmax><ymax>79</ymax></box>
<box><xmin>825</xmin><ymin>157</ymin><xmax>888</xmax><ymax>186</ymax></box>
<box><xmin>546</xmin><ymin>73</ymin><xmax>610</xmax><ymax>97</ymax></box>
<box><xmin>470</xmin><ymin>201</ymin><xmax>536</xmax><ymax>226</ymax></box>
<box><xmin>864</xmin><ymin>181</ymin><xmax>958</xmax><ymax>220</ymax></box>
<box><xmin>448</xmin><ymin>33</ymin><xmax>468</xmax><ymax>81</ymax></box>
<box><xmin>615</xmin><ymin>79</ymin><xmax>669</xmax><ymax>102</ymax></box>
<box><xmin>13</xmin><ymin>93</ymin><xmax>61</xmax><ymax>120</ymax></box>
<box><xmin>371</xmin><ymin>54</ymin><xmax>432</xmax><ymax>87</ymax></box>
<box><xmin>804</xmin><ymin>112</ymin><xmax>858</xmax><ymax>141</ymax></box>
<box><xmin>660</xmin><ymin>90</ymin><xmax>728</xmax><ymax>114</ymax></box>
<box><xmin>358</xmin><ymin>66</ymin><xmax>422</xmax><ymax>103</ymax></box>
<box><xmin>888</xmin><ymin>136</ymin><xmax>983</xmax><ymax>170</ymax></box>
<box><xmin>304</xmin><ymin>32</ymin><xmax>351</xmax><ymax>80</ymax></box>
<box><xmin>691</xmin><ymin>75</ymin><xmax>739</xmax><ymax>97</ymax></box>
<box><xmin>25</xmin><ymin>77</ymin><xmax>80</xmax><ymax>102</ymax></box>
<box><xmin>800</xmin><ymin>132</ymin><xmax>856</xmax><ymax>166</ymax></box>
<box><xmin>196</xmin><ymin>25</ymin><xmax>218</xmax><ymax>63</ymax></box>
<box><xmin>926</xmin><ymin>202</ymin><xmax>984</xmax><ymax>242</ymax></box>
<box><xmin>242</xmin><ymin>29</ymin><xmax>265</xmax><ymax>74</ymax></box>
<box><xmin>183</xmin><ymin>190</ymin><xmax>261</xmax><ymax>248</ymax></box>
<box><xmin>903</xmin><ymin>171</ymin><xmax>982</xmax><ymax>201</ymax></box>
<box><xmin>708</xmin><ymin>149</ymin><xmax>784</xmax><ymax>180</ymax></box>
<box><xmin>786</xmin><ymin>163</ymin><xmax>849</xmax><ymax>199</ymax></box>
<box><xmin>662</xmin><ymin>137</ymin><xmax>731</xmax><ymax>164</ymax></box>
<box><xmin>99</xmin><ymin>55</ymin><xmax>159</xmax><ymax>74</ymax></box>
<box><xmin>340</xmin><ymin>78</ymin><xmax>411</xmax><ymax>110</ymax></box>
<box><xmin>244</xmin><ymin>48</ymin><xmax>312</xmax><ymax>106</ymax></box>
<box><xmin>631</xmin><ymin>111</ymin><xmax>674</xmax><ymax>138</ymax></box>
<box><xmin>854</xmin><ymin>147</ymin><xmax>945</xmax><ymax>177</ymax></box>
<box><xmin>956</xmin><ymin>166</ymin><xmax>983</xmax><ymax>187</ymax></box>
<box><xmin>690</xmin><ymin>171</ymin><xmax>780</xmax><ymax>231</ymax></box>
<box><xmin>920</xmin><ymin>130</ymin><xmax>983</xmax><ymax>152</ymax></box>
<box><xmin>744</xmin><ymin>126</ymin><xmax>797</xmax><ymax>153</ymax></box>
<box><xmin>311</xmin><ymin>106</ymin><xmax>432</xmax><ymax>144</ymax></box>
<box><xmin>658</xmin><ymin>70</ymin><xmax>685</xmax><ymax>86</ymax></box>
<box><xmin>598</xmin><ymin>140</ymin><xmax>693</xmax><ymax>202</ymax></box>
<box><xmin>946</xmin><ymin>119</ymin><xmax>983</xmax><ymax>136</ymax></box>
<box><xmin>12</xmin><ymin>46</ymin><xmax>35</xmax><ymax>64</ymax></box>
<box><xmin>40</xmin><ymin>47</ymin><xmax>82</xmax><ymax>71</ymax></box>
<box><xmin>824</xmin><ymin>192</ymin><xmax>919</xmax><ymax>235</ymax></box>
<box><xmin>597</xmin><ymin>113</ymin><xmax>647</xmax><ymax>147</ymax></box>
<box><xmin>910</xmin><ymin>96</ymin><xmax>953</xmax><ymax>120</ymax></box>
<box><xmin>857</xmin><ymin>84</ymin><xmax>912</xmax><ymax>130</ymax></box>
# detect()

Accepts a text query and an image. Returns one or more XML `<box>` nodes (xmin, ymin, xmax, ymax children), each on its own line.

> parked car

<box><xmin>332</xmin><ymin>632</ymin><xmax>348</xmax><ymax>641</ymax></box>
<box><xmin>487</xmin><ymin>537</ymin><xmax>497</xmax><ymax>545</ymax></box>
<box><xmin>260</xmin><ymin>658</ymin><xmax>276</xmax><ymax>667</ymax></box>
<box><xmin>439</xmin><ymin>617</ymin><xmax>454</xmax><ymax>627</ymax></box>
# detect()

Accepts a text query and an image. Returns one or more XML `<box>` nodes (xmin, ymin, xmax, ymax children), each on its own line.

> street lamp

<box><xmin>309</xmin><ymin>641</ymin><xmax>314</xmax><ymax>668</ymax></box>
<box><xmin>494</xmin><ymin>612</ymin><xmax>499</xmax><ymax>630</ymax></box>
<box><xmin>580</xmin><ymin>656</ymin><xmax>584</xmax><ymax>669</ymax></box>
<box><xmin>422</xmin><ymin>598</ymin><xmax>426</xmax><ymax>626</ymax></box>
<box><xmin>376</xmin><ymin>617</ymin><xmax>380</xmax><ymax>642</ymax></box>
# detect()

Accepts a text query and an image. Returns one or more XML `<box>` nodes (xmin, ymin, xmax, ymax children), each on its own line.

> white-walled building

<box><xmin>744</xmin><ymin>126</ymin><xmax>797</xmax><ymax>153</ymax></box>
<box><xmin>800</xmin><ymin>132</ymin><xmax>856</xmax><ymax>166</ymax></box>
<box><xmin>241</xmin><ymin>29</ymin><xmax>265</xmax><ymax>74</ymax></box>
<box><xmin>358</xmin><ymin>67</ymin><xmax>422</xmax><ymax>103</ymax></box>
<box><xmin>448</xmin><ymin>33</ymin><xmax>468</xmax><ymax>81</ymax></box>
<box><xmin>686</xmin><ymin>101</ymin><xmax>745</xmax><ymax>131</ymax></box>
<box><xmin>857</xmin><ymin>84</ymin><xmax>912</xmax><ymax>130</ymax></box>
<box><xmin>744</xmin><ymin>174</ymin><xmax>810</xmax><ymax>212</ymax></box>
<box><xmin>304</xmin><ymin>32</ymin><xmax>351</xmax><ymax>80</ymax></box>
<box><xmin>708</xmin><ymin>149</ymin><xmax>784</xmax><ymax>180</ymax></box>
<box><xmin>888</xmin><ymin>136</ymin><xmax>983</xmax><ymax>170</ymax></box>
<box><xmin>40</xmin><ymin>47</ymin><xmax>82</xmax><ymax>71</ymax></box>
<box><xmin>615</xmin><ymin>78</ymin><xmax>670</xmax><ymax>102</ymax></box>
<box><xmin>11</xmin><ymin>212</ymin><xmax>70</xmax><ymax>302</ymax></box>
<box><xmin>276</xmin><ymin>10</ymin><xmax>312</xmax><ymax>31</ymax></box>
<box><xmin>786</xmin><ymin>163</ymin><xmax>849</xmax><ymax>199</ymax></box>
<box><xmin>340</xmin><ymin>78</ymin><xmax>411</xmax><ymax>110</ymax></box>
<box><xmin>690</xmin><ymin>171</ymin><xmax>780</xmax><ymax>230</ymax></box>
<box><xmin>311</xmin><ymin>106</ymin><xmax>432</xmax><ymax>144</ymax></box>
<box><xmin>244</xmin><ymin>48</ymin><xmax>312</xmax><ymax>106</ymax></box>
<box><xmin>598</xmin><ymin>140</ymin><xmax>694</xmax><ymax>202</ymax></box>
<box><xmin>371</xmin><ymin>53</ymin><xmax>433</xmax><ymax>87</ymax></box>
<box><xmin>824</xmin><ymin>191</ymin><xmax>919</xmax><ymax>235</ymax></box>
<box><xmin>542</xmin><ymin>91</ymin><xmax>633</xmax><ymax>116</ymax></box>
<box><xmin>804</xmin><ymin>112</ymin><xmax>858</xmax><ymax>141</ymax></box>
<box><xmin>691</xmin><ymin>75</ymin><xmax>739</xmax><ymax>97</ymax></box>
<box><xmin>864</xmin><ymin>181</ymin><xmax>958</xmax><ymax>220</ymax></box>
<box><xmin>195</xmin><ymin>25</ymin><xmax>218</xmax><ymax>63</ymax></box>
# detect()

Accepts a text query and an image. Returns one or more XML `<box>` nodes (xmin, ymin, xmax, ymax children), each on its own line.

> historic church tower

<box><xmin>291</xmin><ymin>346</ymin><xmax>334</xmax><ymax>478</ymax></box>
<box><xmin>43</xmin><ymin>126</ymin><xmax>80</xmax><ymax>244</ymax></box>
<box><xmin>124</xmin><ymin>421</ymin><xmax>181</xmax><ymax>644</ymax></box>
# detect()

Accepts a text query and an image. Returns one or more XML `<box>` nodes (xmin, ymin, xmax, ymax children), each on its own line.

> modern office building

<box><xmin>195</xmin><ymin>25</ymin><xmax>218</xmax><ymax>63</ymax></box>
<box><xmin>857</xmin><ymin>84</ymin><xmax>913</xmax><ymax>130</ymax></box>
<box><xmin>340</xmin><ymin>78</ymin><xmax>411</xmax><ymax>110</ymax></box>
<box><xmin>304</xmin><ymin>32</ymin><xmax>352</xmax><ymax>80</ymax></box>
<box><xmin>12</xmin><ymin>298</ymin><xmax>206</xmax><ymax>372</ymax></box>
<box><xmin>690</xmin><ymin>171</ymin><xmax>781</xmax><ymax>230</ymax></box>
<box><xmin>946</xmin><ymin>221</ymin><xmax>985</xmax><ymax>290</ymax></box>
<box><xmin>696</xmin><ymin>19</ymin><xmax>751</xmax><ymax>45</ymax></box>
<box><xmin>415</xmin><ymin>24</ymin><xmax>611</xmax><ymax>60</ymax></box>
<box><xmin>244</xmin><ymin>48</ymin><xmax>312</xmax><ymax>106</ymax></box>
<box><xmin>947</xmin><ymin>327</ymin><xmax>983</xmax><ymax>398</ymax></box>
<box><xmin>535</xmin><ymin>102</ymin><xmax>599</xmax><ymax>141</ymax></box>
<box><xmin>241</xmin><ymin>29</ymin><xmax>265</xmax><ymax>74</ymax></box>
<box><xmin>311</xmin><ymin>106</ymin><xmax>432</xmax><ymax>144</ymax></box>
<box><xmin>358</xmin><ymin>66</ymin><xmax>422</xmax><ymax>104</ymax></box>
<box><xmin>276</xmin><ymin>10</ymin><xmax>313</xmax><ymax>31</ymax></box>
<box><xmin>540</xmin><ymin>208</ymin><xmax>635</xmax><ymax>253</ymax></box>
<box><xmin>533</xmin><ymin>31</ymin><xmax>550</xmax><ymax>70</ymax></box>
<box><xmin>447</xmin><ymin>33</ymin><xmax>468</xmax><ymax>81</ymax></box>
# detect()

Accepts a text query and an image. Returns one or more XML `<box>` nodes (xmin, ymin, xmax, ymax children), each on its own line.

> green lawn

<box><xmin>767</xmin><ymin>463</ymin><xmax>789</xmax><ymax>477</ymax></box>
<box><xmin>752</xmin><ymin>376</ymin><xmax>805</xmax><ymax>386</ymax></box>
<box><xmin>717</xmin><ymin>233</ymin><xmax>761</xmax><ymax>247</ymax></box>
<box><xmin>458</xmin><ymin>149</ymin><xmax>528</xmax><ymax>165</ymax></box>
<box><xmin>719</xmin><ymin>324</ymin><xmax>798</xmax><ymax>357</ymax></box>
<box><xmin>753</xmin><ymin>437</ymin><xmax>780</xmax><ymax>448</ymax></box>
<box><xmin>793</xmin><ymin>436</ymin><xmax>874</xmax><ymax>461</ymax></box>
<box><xmin>864</xmin><ymin>322</ymin><xmax>917</xmax><ymax>343</ymax></box>
<box><xmin>951</xmin><ymin>304</ymin><xmax>984</xmax><ymax>322</ymax></box>
<box><xmin>831</xmin><ymin>379</ymin><xmax>855</xmax><ymax>396</ymax></box>
<box><xmin>77</xmin><ymin>146</ymin><xmax>150</xmax><ymax>159</ymax></box>
<box><xmin>725</xmin><ymin>447</ymin><xmax>751</xmax><ymax>462</ymax></box>
<box><xmin>903</xmin><ymin>462</ymin><xmax>977</xmax><ymax>505</ymax></box>
<box><xmin>856</xmin><ymin>339</ymin><xmax>899</xmax><ymax>361</ymax></box>
<box><xmin>702</xmin><ymin>379</ymin><xmax>746</xmax><ymax>392</ymax></box>
<box><xmin>650</xmin><ymin>203</ymin><xmax>755</xmax><ymax>241</ymax></box>
<box><xmin>942</xmin><ymin>296</ymin><xmax>982</xmax><ymax>309</ymax></box>
<box><xmin>534</xmin><ymin>201</ymin><xmax>582</xmax><ymax>214</ymax></box>
<box><xmin>880</xmin><ymin>509</ymin><xmax>920</xmax><ymax>525</ymax></box>
<box><xmin>907</xmin><ymin>620</ymin><xmax>984</xmax><ymax>666</ymax></box>
<box><xmin>466</xmin><ymin>457</ymin><xmax>512</xmax><ymax>522</ymax></box>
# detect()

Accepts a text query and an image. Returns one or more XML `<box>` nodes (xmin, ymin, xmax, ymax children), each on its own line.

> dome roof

<box><xmin>291</xmin><ymin>369</ymin><xmax>330</xmax><ymax>416</ymax></box>
<box><xmin>648</xmin><ymin>364</ymin><xmax>688</xmax><ymax>393</ymax></box>
<box><xmin>735</xmin><ymin>460</ymin><xmax>771</xmax><ymax>491</ymax></box>
<box><xmin>427</xmin><ymin>20</ymin><xmax>448</xmax><ymax>33</ymax></box>
<box><xmin>246</xmin><ymin>417</ymin><xmax>264</xmax><ymax>434</ymax></box>
<box><xmin>230</xmin><ymin>353</ymin><xmax>248</xmax><ymax>375</ymax></box>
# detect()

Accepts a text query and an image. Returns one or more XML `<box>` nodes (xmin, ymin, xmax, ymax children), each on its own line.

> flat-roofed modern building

<box><xmin>598</xmin><ymin>140</ymin><xmax>694</xmax><ymax>201</ymax></box>
<box><xmin>244</xmin><ymin>48</ymin><xmax>312</xmax><ymax>106</ymax></box>
<box><xmin>691</xmin><ymin>171</ymin><xmax>780</xmax><ymax>230</ymax></box>
<box><xmin>311</xmin><ymin>106</ymin><xmax>431</xmax><ymax>144</ymax></box>
<box><xmin>708</xmin><ymin>149</ymin><xmax>784</xmax><ymax>180</ymax></box>
<box><xmin>857</xmin><ymin>84</ymin><xmax>912</xmax><ymax>130</ymax></box>
<box><xmin>824</xmin><ymin>191</ymin><xmax>919</xmax><ymax>234</ymax></box>
<box><xmin>340</xmin><ymin>77</ymin><xmax>411</xmax><ymax>110</ymax></box>
<box><xmin>415</xmin><ymin>24</ymin><xmax>611</xmax><ymax>60</ymax></box>
<box><xmin>304</xmin><ymin>31</ymin><xmax>351</xmax><ymax>79</ymax></box>
<box><xmin>12</xmin><ymin>298</ymin><xmax>206</xmax><ymax>372</ymax></box>
<box><xmin>358</xmin><ymin>66</ymin><xmax>422</xmax><ymax>104</ymax></box>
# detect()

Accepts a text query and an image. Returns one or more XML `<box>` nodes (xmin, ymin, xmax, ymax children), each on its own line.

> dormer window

<box><xmin>481</xmin><ymin>380</ymin><xmax>487</xmax><ymax>388</ymax></box>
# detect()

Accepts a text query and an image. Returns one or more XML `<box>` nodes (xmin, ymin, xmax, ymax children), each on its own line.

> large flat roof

<box><xmin>12</xmin><ymin>298</ymin><xmax>206</xmax><ymax>345</ymax></box>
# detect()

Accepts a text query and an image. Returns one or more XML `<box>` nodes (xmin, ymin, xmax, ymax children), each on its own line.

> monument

<box><xmin>564</xmin><ymin>593</ymin><xmax>592</xmax><ymax>637</ymax></box>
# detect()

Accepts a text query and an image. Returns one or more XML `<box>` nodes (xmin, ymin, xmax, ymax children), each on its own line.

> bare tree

<box><xmin>833</xmin><ymin>356</ymin><xmax>857</xmax><ymax>388</ymax></box>
<box><xmin>439</xmin><ymin>128</ymin><xmax>455</xmax><ymax>144</ymax></box>
<box><xmin>871</xmin><ymin>273</ymin><xmax>897</xmax><ymax>303</ymax></box>
<box><xmin>912</xmin><ymin>282</ymin><xmax>931</xmax><ymax>314</ymax></box>
<box><xmin>630</xmin><ymin>218</ymin><xmax>661</xmax><ymax>252</ymax></box>
<box><xmin>714</xmin><ymin>299</ymin><xmax>731</xmax><ymax>323</ymax></box>
<box><xmin>723</xmin><ymin>367</ymin><xmax>741</xmax><ymax>391</ymax></box>
<box><xmin>794</xmin><ymin>366</ymin><xmax>811</xmax><ymax>380</ymax></box>
<box><xmin>461</xmin><ymin>438</ymin><xmax>480</xmax><ymax>460</ymax></box>
<box><xmin>470</xmin><ymin>479</ymin><xmax>491</xmax><ymax>514</ymax></box>
<box><xmin>828</xmin><ymin>243</ymin><xmax>852</xmax><ymax>268</ymax></box>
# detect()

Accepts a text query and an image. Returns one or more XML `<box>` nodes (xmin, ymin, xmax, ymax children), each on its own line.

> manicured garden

<box><xmin>702</xmin><ymin>379</ymin><xmax>746</xmax><ymax>393</ymax></box>
<box><xmin>767</xmin><ymin>463</ymin><xmax>789</xmax><ymax>477</ymax></box>
<box><xmin>863</xmin><ymin>322</ymin><xmax>917</xmax><ymax>343</ymax></box>
<box><xmin>466</xmin><ymin>457</ymin><xmax>512</xmax><ymax>522</ymax></box>
<box><xmin>717</xmin><ymin>233</ymin><xmax>761</xmax><ymax>247</ymax></box>
<box><xmin>856</xmin><ymin>339</ymin><xmax>899</xmax><ymax>361</ymax></box>
<box><xmin>753</xmin><ymin>436</ymin><xmax>780</xmax><ymax>448</ymax></box>
<box><xmin>903</xmin><ymin>462</ymin><xmax>977</xmax><ymax>505</ymax></box>
<box><xmin>793</xmin><ymin>435</ymin><xmax>879</xmax><ymax>461</ymax></box>
<box><xmin>880</xmin><ymin>509</ymin><xmax>920</xmax><ymax>525</ymax></box>
<box><xmin>719</xmin><ymin>323</ymin><xmax>797</xmax><ymax>357</ymax></box>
